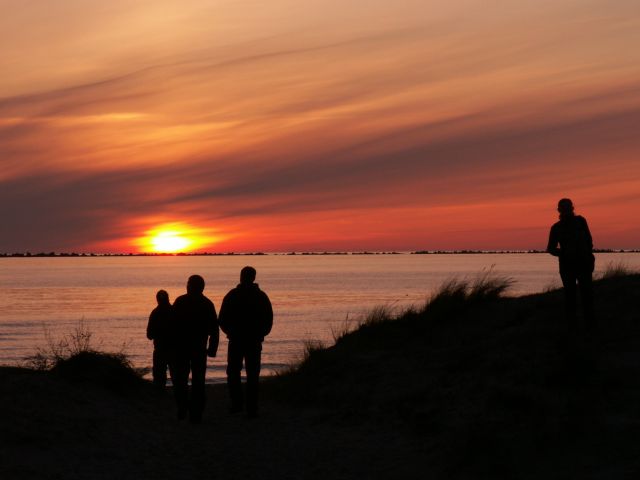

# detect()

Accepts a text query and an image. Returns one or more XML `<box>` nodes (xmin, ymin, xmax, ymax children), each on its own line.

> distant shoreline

<box><xmin>1</xmin><ymin>249</ymin><xmax>638</xmax><ymax>258</ymax></box>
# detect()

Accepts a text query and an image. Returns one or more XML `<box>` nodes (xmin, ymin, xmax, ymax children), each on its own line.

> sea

<box><xmin>1</xmin><ymin>252</ymin><xmax>638</xmax><ymax>382</ymax></box>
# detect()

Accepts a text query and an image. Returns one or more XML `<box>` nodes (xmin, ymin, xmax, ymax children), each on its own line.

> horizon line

<box><xmin>1</xmin><ymin>248</ymin><xmax>638</xmax><ymax>257</ymax></box>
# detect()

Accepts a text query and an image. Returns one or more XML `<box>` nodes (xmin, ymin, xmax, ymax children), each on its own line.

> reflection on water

<box><xmin>1</xmin><ymin>253</ymin><xmax>638</xmax><ymax>381</ymax></box>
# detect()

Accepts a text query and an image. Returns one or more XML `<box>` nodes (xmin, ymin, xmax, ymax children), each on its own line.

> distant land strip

<box><xmin>1</xmin><ymin>249</ymin><xmax>638</xmax><ymax>258</ymax></box>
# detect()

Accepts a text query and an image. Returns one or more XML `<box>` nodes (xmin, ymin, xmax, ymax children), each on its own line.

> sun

<box><xmin>136</xmin><ymin>222</ymin><xmax>214</xmax><ymax>253</ymax></box>
<box><xmin>150</xmin><ymin>230</ymin><xmax>192</xmax><ymax>253</ymax></box>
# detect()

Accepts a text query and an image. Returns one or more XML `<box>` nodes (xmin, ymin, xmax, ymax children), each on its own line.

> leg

<box><xmin>169</xmin><ymin>354</ymin><xmax>189</xmax><ymax>419</ymax></box>
<box><xmin>189</xmin><ymin>350</ymin><xmax>208</xmax><ymax>423</ymax></box>
<box><xmin>152</xmin><ymin>348</ymin><xmax>168</xmax><ymax>387</ymax></box>
<box><xmin>245</xmin><ymin>342</ymin><xmax>262</xmax><ymax>417</ymax></box>
<box><xmin>227</xmin><ymin>341</ymin><xmax>244</xmax><ymax>412</ymax></box>
<box><xmin>577</xmin><ymin>270</ymin><xmax>595</xmax><ymax>331</ymax></box>
<box><xmin>560</xmin><ymin>266</ymin><xmax>578</xmax><ymax>331</ymax></box>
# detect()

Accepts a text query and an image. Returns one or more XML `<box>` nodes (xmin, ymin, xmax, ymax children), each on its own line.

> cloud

<box><xmin>2</xmin><ymin>0</ymin><xmax>639</xmax><ymax>250</ymax></box>
<box><xmin>2</xmin><ymin>96</ymin><xmax>639</xmax><ymax>251</ymax></box>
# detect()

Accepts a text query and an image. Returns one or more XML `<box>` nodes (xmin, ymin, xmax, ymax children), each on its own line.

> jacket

<box><xmin>219</xmin><ymin>283</ymin><xmax>273</xmax><ymax>342</ymax></box>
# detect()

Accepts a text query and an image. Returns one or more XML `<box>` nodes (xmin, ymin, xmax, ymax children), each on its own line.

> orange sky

<box><xmin>1</xmin><ymin>0</ymin><xmax>639</xmax><ymax>252</ymax></box>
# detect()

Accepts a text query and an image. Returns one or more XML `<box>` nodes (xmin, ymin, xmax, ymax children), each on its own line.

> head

<box><xmin>557</xmin><ymin>198</ymin><xmax>575</xmax><ymax>219</ymax></box>
<box><xmin>156</xmin><ymin>289</ymin><xmax>170</xmax><ymax>306</ymax></box>
<box><xmin>186</xmin><ymin>274</ymin><xmax>205</xmax><ymax>294</ymax></box>
<box><xmin>240</xmin><ymin>266</ymin><xmax>257</xmax><ymax>285</ymax></box>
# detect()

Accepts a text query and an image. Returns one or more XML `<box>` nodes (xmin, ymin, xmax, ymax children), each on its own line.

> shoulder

<box><xmin>202</xmin><ymin>295</ymin><xmax>215</xmax><ymax>308</ymax></box>
<box><xmin>223</xmin><ymin>287</ymin><xmax>240</xmax><ymax>300</ymax></box>
<box><xmin>253</xmin><ymin>288</ymin><xmax>271</xmax><ymax>307</ymax></box>
<box><xmin>173</xmin><ymin>294</ymin><xmax>188</xmax><ymax>306</ymax></box>
<box><xmin>571</xmin><ymin>215</ymin><xmax>590</xmax><ymax>231</ymax></box>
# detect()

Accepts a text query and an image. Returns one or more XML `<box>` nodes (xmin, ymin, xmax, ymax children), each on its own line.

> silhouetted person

<box><xmin>146</xmin><ymin>290</ymin><xmax>173</xmax><ymax>387</ymax></box>
<box><xmin>219</xmin><ymin>266</ymin><xmax>273</xmax><ymax>418</ymax></box>
<box><xmin>547</xmin><ymin>198</ymin><xmax>595</xmax><ymax>331</ymax></box>
<box><xmin>170</xmin><ymin>275</ymin><xmax>219</xmax><ymax>423</ymax></box>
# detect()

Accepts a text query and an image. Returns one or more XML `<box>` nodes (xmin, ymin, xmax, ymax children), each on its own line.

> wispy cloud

<box><xmin>1</xmin><ymin>0</ymin><xmax>639</xmax><ymax>251</ymax></box>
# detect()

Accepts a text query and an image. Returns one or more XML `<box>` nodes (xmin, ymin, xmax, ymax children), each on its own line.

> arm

<box><xmin>581</xmin><ymin>216</ymin><xmax>593</xmax><ymax>251</ymax></box>
<box><xmin>261</xmin><ymin>292</ymin><xmax>273</xmax><ymax>338</ymax></box>
<box><xmin>146</xmin><ymin>310</ymin><xmax>155</xmax><ymax>340</ymax></box>
<box><xmin>218</xmin><ymin>292</ymin><xmax>233</xmax><ymax>336</ymax></box>
<box><xmin>546</xmin><ymin>225</ymin><xmax>560</xmax><ymax>257</ymax></box>
<box><xmin>207</xmin><ymin>302</ymin><xmax>219</xmax><ymax>357</ymax></box>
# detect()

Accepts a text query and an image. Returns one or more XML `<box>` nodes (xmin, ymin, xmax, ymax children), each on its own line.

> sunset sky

<box><xmin>1</xmin><ymin>0</ymin><xmax>639</xmax><ymax>252</ymax></box>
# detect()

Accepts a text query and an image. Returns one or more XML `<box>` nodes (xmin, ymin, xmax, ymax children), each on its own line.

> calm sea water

<box><xmin>1</xmin><ymin>253</ymin><xmax>638</xmax><ymax>382</ymax></box>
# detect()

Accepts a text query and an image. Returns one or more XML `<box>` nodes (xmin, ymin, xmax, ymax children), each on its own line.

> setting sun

<box><xmin>150</xmin><ymin>230</ymin><xmax>191</xmax><ymax>253</ymax></box>
<box><xmin>136</xmin><ymin>223</ymin><xmax>218</xmax><ymax>253</ymax></box>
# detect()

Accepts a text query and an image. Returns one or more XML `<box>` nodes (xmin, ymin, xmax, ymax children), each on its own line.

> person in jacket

<box><xmin>170</xmin><ymin>275</ymin><xmax>219</xmax><ymax>424</ymax></box>
<box><xmin>219</xmin><ymin>266</ymin><xmax>273</xmax><ymax>418</ymax></box>
<box><xmin>146</xmin><ymin>289</ymin><xmax>172</xmax><ymax>387</ymax></box>
<box><xmin>547</xmin><ymin>198</ymin><xmax>595</xmax><ymax>330</ymax></box>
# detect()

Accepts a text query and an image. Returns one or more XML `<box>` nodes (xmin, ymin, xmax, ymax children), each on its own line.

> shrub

<box><xmin>24</xmin><ymin>321</ymin><xmax>131</xmax><ymax>373</ymax></box>
<box><xmin>24</xmin><ymin>322</ymin><xmax>98</xmax><ymax>370</ymax></box>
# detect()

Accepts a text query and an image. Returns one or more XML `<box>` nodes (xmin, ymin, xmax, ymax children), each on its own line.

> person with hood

<box><xmin>146</xmin><ymin>289</ymin><xmax>172</xmax><ymax>387</ymax></box>
<box><xmin>219</xmin><ymin>266</ymin><xmax>273</xmax><ymax>418</ymax></box>
<box><xmin>170</xmin><ymin>275</ymin><xmax>219</xmax><ymax>424</ymax></box>
<box><xmin>547</xmin><ymin>198</ymin><xmax>595</xmax><ymax>330</ymax></box>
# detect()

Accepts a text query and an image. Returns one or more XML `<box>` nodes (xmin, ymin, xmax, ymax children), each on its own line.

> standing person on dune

<box><xmin>219</xmin><ymin>266</ymin><xmax>273</xmax><ymax>418</ymax></box>
<box><xmin>547</xmin><ymin>198</ymin><xmax>596</xmax><ymax>332</ymax></box>
<box><xmin>170</xmin><ymin>275</ymin><xmax>219</xmax><ymax>424</ymax></box>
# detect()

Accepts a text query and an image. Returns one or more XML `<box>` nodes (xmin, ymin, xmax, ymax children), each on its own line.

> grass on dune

<box><xmin>273</xmin><ymin>272</ymin><xmax>515</xmax><ymax>405</ymax></box>
<box><xmin>23</xmin><ymin>321</ymin><xmax>143</xmax><ymax>391</ymax></box>
<box><xmin>269</xmin><ymin>271</ymin><xmax>640</xmax><ymax>477</ymax></box>
<box><xmin>597</xmin><ymin>260</ymin><xmax>635</xmax><ymax>280</ymax></box>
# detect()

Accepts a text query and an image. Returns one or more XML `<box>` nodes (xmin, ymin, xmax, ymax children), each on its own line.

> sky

<box><xmin>1</xmin><ymin>0</ymin><xmax>639</xmax><ymax>253</ymax></box>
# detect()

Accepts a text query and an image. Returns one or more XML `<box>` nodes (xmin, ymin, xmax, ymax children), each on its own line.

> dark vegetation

<box><xmin>272</xmin><ymin>267</ymin><xmax>640</xmax><ymax>478</ymax></box>
<box><xmin>2</xmin><ymin>267</ymin><xmax>639</xmax><ymax>479</ymax></box>
<box><xmin>23</xmin><ymin>322</ymin><xmax>143</xmax><ymax>392</ymax></box>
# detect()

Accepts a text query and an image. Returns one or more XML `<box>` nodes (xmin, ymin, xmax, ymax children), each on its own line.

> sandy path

<box><xmin>0</xmin><ymin>372</ymin><xmax>423</xmax><ymax>480</ymax></box>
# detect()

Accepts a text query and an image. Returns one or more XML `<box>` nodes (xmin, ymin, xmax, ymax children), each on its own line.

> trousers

<box><xmin>152</xmin><ymin>347</ymin><xmax>170</xmax><ymax>387</ymax></box>
<box><xmin>227</xmin><ymin>340</ymin><xmax>262</xmax><ymax>414</ymax></box>
<box><xmin>170</xmin><ymin>348</ymin><xmax>207</xmax><ymax>421</ymax></box>
<box><xmin>559</xmin><ymin>262</ymin><xmax>595</xmax><ymax>330</ymax></box>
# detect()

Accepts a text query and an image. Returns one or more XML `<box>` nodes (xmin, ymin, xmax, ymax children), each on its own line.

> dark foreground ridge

<box><xmin>2</xmin><ymin>274</ymin><xmax>639</xmax><ymax>479</ymax></box>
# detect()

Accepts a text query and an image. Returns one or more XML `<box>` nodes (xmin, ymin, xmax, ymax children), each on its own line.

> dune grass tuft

<box><xmin>281</xmin><ymin>270</ymin><xmax>514</xmax><ymax>378</ymax></box>
<box><xmin>24</xmin><ymin>321</ymin><xmax>98</xmax><ymax>371</ymax></box>
<box><xmin>23</xmin><ymin>321</ymin><xmax>142</xmax><ymax>390</ymax></box>
<box><xmin>418</xmin><ymin>270</ymin><xmax>513</xmax><ymax>321</ymax></box>
<box><xmin>598</xmin><ymin>260</ymin><xmax>634</xmax><ymax>280</ymax></box>
<box><xmin>51</xmin><ymin>350</ymin><xmax>141</xmax><ymax>390</ymax></box>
